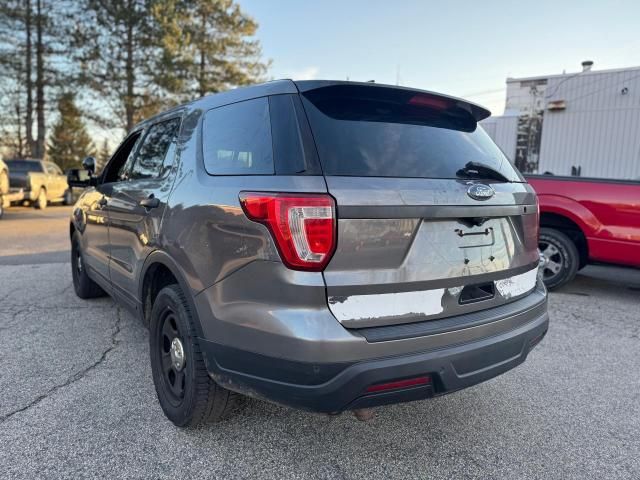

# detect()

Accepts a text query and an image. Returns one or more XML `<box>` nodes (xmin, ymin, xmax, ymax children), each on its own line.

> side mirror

<box><xmin>82</xmin><ymin>156</ymin><xmax>96</xmax><ymax>174</ymax></box>
<box><xmin>67</xmin><ymin>168</ymin><xmax>94</xmax><ymax>188</ymax></box>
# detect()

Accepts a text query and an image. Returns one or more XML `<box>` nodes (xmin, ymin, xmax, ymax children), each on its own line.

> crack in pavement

<box><xmin>0</xmin><ymin>304</ymin><xmax>115</xmax><ymax>313</ymax></box>
<box><xmin>0</xmin><ymin>307</ymin><xmax>124</xmax><ymax>424</ymax></box>
<box><xmin>0</xmin><ymin>307</ymin><xmax>31</xmax><ymax>333</ymax></box>
<box><xmin>0</xmin><ymin>286</ymin><xmax>23</xmax><ymax>304</ymax></box>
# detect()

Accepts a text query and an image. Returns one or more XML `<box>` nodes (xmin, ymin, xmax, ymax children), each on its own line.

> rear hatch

<box><xmin>297</xmin><ymin>82</ymin><xmax>540</xmax><ymax>329</ymax></box>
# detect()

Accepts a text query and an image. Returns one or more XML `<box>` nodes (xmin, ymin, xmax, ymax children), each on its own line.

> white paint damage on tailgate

<box><xmin>328</xmin><ymin>267</ymin><xmax>538</xmax><ymax>324</ymax></box>
<box><xmin>495</xmin><ymin>268</ymin><xmax>538</xmax><ymax>299</ymax></box>
<box><xmin>329</xmin><ymin>289</ymin><xmax>445</xmax><ymax>322</ymax></box>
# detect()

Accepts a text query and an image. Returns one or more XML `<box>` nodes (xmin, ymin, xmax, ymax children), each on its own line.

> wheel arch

<box><xmin>139</xmin><ymin>251</ymin><xmax>205</xmax><ymax>337</ymax></box>
<box><xmin>540</xmin><ymin>212</ymin><xmax>589</xmax><ymax>269</ymax></box>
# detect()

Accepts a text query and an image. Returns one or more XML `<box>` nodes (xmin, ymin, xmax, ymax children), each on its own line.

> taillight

<box><xmin>239</xmin><ymin>192</ymin><xmax>336</xmax><ymax>271</ymax></box>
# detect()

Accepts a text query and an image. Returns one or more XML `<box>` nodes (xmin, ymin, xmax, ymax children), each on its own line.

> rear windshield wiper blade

<box><xmin>456</xmin><ymin>161</ymin><xmax>510</xmax><ymax>182</ymax></box>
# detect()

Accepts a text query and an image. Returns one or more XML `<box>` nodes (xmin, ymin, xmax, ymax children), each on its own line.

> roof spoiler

<box><xmin>294</xmin><ymin>80</ymin><xmax>491</xmax><ymax>122</ymax></box>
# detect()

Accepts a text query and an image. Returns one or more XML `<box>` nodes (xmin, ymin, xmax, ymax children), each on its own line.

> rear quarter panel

<box><xmin>159</xmin><ymin>106</ymin><xmax>329</xmax><ymax>295</ymax></box>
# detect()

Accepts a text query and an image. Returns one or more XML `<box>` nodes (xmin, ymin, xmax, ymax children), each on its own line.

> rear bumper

<box><xmin>199</xmin><ymin>305</ymin><xmax>548</xmax><ymax>413</ymax></box>
<box><xmin>1</xmin><ymin>189</ymin><xmax>25</xmax><ymax>206</ymax></box>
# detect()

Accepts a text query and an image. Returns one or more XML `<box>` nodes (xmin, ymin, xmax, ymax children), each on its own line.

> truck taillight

<box><xmin>239</xmin><ymin>192</ymin><xmax>336</xmax><ymax>271</ymax></box>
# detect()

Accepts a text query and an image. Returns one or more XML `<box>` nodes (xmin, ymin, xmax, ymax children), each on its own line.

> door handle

<box><xmin>140</xmin><ymin>195</ymin><xmax>160</xmax><ymax>209</ymax></box>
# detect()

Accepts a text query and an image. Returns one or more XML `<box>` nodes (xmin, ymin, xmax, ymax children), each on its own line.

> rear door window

<box><xmin>301</xmin><ymin>85</ymin><xmax>523</xmax><ymax>181</ymax></box>
<box><xmin>202</xmin><ymin>97</ymin><xmax>274</xmax><ymax>175</ymax></box>
<box><xmin>128</xmin><ymin>117</ymin><xmax>181</xmax><ymax>180</ymax></box>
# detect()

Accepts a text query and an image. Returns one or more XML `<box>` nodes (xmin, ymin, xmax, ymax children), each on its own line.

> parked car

<box><xmin>527</xmin><ymin>175</ymin><xmax>640</xmax><ymax>289</ymax></box>
<box><xmin>6</xmin><ymin>159</ymin><xmax>72</xmax><ymax>209</ymax></box>
<box><xmin>0</xmin><ymin>159</ymin><xmax>8</xmax><ymax>196</ymax></box>
<box><xmin>0</xmin><ymin>159</ymin><xmax>9</xmax><ymax>218</ymax></box>
<box><xmin>68</xmin><ymin>80</ymin><xmax>548</xmax><ymax>427</ymax></box>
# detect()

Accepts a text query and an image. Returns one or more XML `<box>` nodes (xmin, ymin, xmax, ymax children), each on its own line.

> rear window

<box><xmin>6</xmin><ymin>160</ymin><xmax>43</xmax><ymax>173</ymax></box>
<box><xmin>301</xmin><ymin>85</ymin><xmax>523</xmax><ymax>181</ymax></box>
<box><xmin>202</xmin><ymin>97</ymin><xmax>273</xmax><ymax>175</ymax></box>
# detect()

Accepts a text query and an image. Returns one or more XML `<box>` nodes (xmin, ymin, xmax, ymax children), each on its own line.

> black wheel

<box><xmin>0</xmin><ymin>198</ymin><xmax>4</xmax><ymax>219</ymax></box>
<box><xmin>150</xmin><ymin>284</ymin><xmax>240</xmax><ymax>427</ymax></box>
<box><xmin>71</xmin><ymin>231</ymin><xmax>105</xmax><ymax>298</ymax></box>
<box><xmin>538</xmin><ymin>227</ymin><xmax>579</xmax><ymax>289</ymax></box>
<box><xmin>35</xmin><ymin>188</ymin><xmax>47</xmax><ymax>209</ymax></box>
<box><xmin>63</xmin><ymin>189</ymin><xmax>73</xmax><ymax>206</ymax></box>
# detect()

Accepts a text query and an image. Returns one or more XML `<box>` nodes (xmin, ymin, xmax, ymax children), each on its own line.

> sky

<box><xmin>240</xmin><ymin>0</ymin><xmax>640</xmax><ymax>115</ymax></box>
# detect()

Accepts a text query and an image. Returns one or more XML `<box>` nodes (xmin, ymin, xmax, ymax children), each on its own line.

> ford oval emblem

<box><xmin>467</xmin><ymin>183</ymin><xmax>495</xmax><ymax>201</ymax></box>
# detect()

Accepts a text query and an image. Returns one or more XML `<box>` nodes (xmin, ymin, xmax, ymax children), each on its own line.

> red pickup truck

<box><xmin>526</xmin><ymin>175</ymin><xmax>640</xmax><ymax>288</ymax></box>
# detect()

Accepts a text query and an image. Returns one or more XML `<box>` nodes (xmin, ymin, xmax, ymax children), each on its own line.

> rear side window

<box><xmin>6</xmin><ymin>160</ymin><xmax>43</xmax><ymax>173</ymax></box>
<box><xmin>46</xmin><ymin>163</ymin><xmax>63</xmax><ymax>175</ymax></box>
<box><xmin>301</xmin><ymin>85</ymin><xmax>523</xmax><ymax>181</ymax></box>
<box><xmin>129</xmin><ymin>117</ymin><xmax>181</xmax><ymax>180</ymax></box>
<box><xmin>203</xmin><ymin>97</ymin><xmax>273</xmax><ymax>175</ymax></box>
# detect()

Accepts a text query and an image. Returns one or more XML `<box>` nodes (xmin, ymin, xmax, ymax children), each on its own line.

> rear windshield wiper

<box><xmin>456</xmin><ymin>161</ymin><xmax>510</xmax><ymax>182</ymax></box>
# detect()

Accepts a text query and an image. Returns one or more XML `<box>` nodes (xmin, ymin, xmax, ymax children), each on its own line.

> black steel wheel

<box><xmin>538</xmin><ymin>227</ymin><xmax>579</xmax><ymax>289</ymax></box>
<box><xmin>149</xmin><ymin>284</ymin><xmax>241</xmax><ymax>427</ymax></box>
<box><xmin>158</xmin><ymin>308</ymin><xmax>187</xmax><ymax>405</ymax></box>
<box><xmin>71</xmin><ymin>231</ymin><xmax>105</xmax><ymax>298</ymax></box>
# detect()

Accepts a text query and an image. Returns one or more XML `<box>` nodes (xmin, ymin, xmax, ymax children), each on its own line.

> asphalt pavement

<box><xmin>1</xmin><ymin>206</ymin><xmax>639</xmax><ymax>479</ymax></box>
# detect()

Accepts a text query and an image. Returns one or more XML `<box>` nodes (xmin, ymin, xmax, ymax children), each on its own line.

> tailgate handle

<box><xmin>458</xmin><ymin>282</ymin><xmax>495</xmax><ymax>305</ymax></box>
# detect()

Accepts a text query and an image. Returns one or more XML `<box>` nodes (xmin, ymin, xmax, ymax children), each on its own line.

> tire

<box><xmin>0</xmin><ymin>170</ymin><xmax>8</xmax><ymax>195</ymax></box>
<box><xmin>0</xmin><ymin>198</ymin><xmax>4</xmax><ymax>219</ymax></box>
<box><xmin>71</xmin><ymin>231</ymin><xmax>105</xmax><ymax>298</ymax></box>
<box><xmin>150</xmin><ymin>284</ymin><xmax>240</xmax><ymax>427</ymax></box>
<box><xmin>63</xmin><ymin>189</ymin><xmax>73</xmax><ymax>206</ymax></box>
<box><xmin>538</xmin><ymin>227</ymin><xmax>580</xmax><ymax>290</ymax></box>
<box><xmin>35</xmin><ymin>188</ymin><xmax>47</xmax><ymax>210</ymax></box>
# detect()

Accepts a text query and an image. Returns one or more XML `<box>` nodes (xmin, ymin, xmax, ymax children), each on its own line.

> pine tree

<box><xmin>1</xmin><ymin>0</ymin><xmax>78</xmax><ymax>159</ymax></box>
<box><xmin>72</xmin><ymin>0</ymin><xmax>157</xmax><ymax>132</ymax></box>
<box><xmin>72</xmin><ymin>0</ymin><xmax>269</xmax><ymax>130</ymax></box>
<box><xmin>153</xmin><ymin>0</ymin><xmax>269</xmax><ymax>101</ymax></box>
<box><xmin>47</xmin><ymin>92</ymin><xmax>95</xmax><ymax>171</ymax></box>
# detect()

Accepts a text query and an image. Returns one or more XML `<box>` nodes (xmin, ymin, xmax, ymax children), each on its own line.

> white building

<box><xmin>481</xmin><ymin>62</ymin><xmax>640</xmax><ymax>180</ymax></box>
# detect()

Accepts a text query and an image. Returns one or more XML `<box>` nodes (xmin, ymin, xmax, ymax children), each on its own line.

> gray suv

<box><xmin>69</xmin><ymin>80</ymin><xmax>548</xmax><ymax>427</ymax></box>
